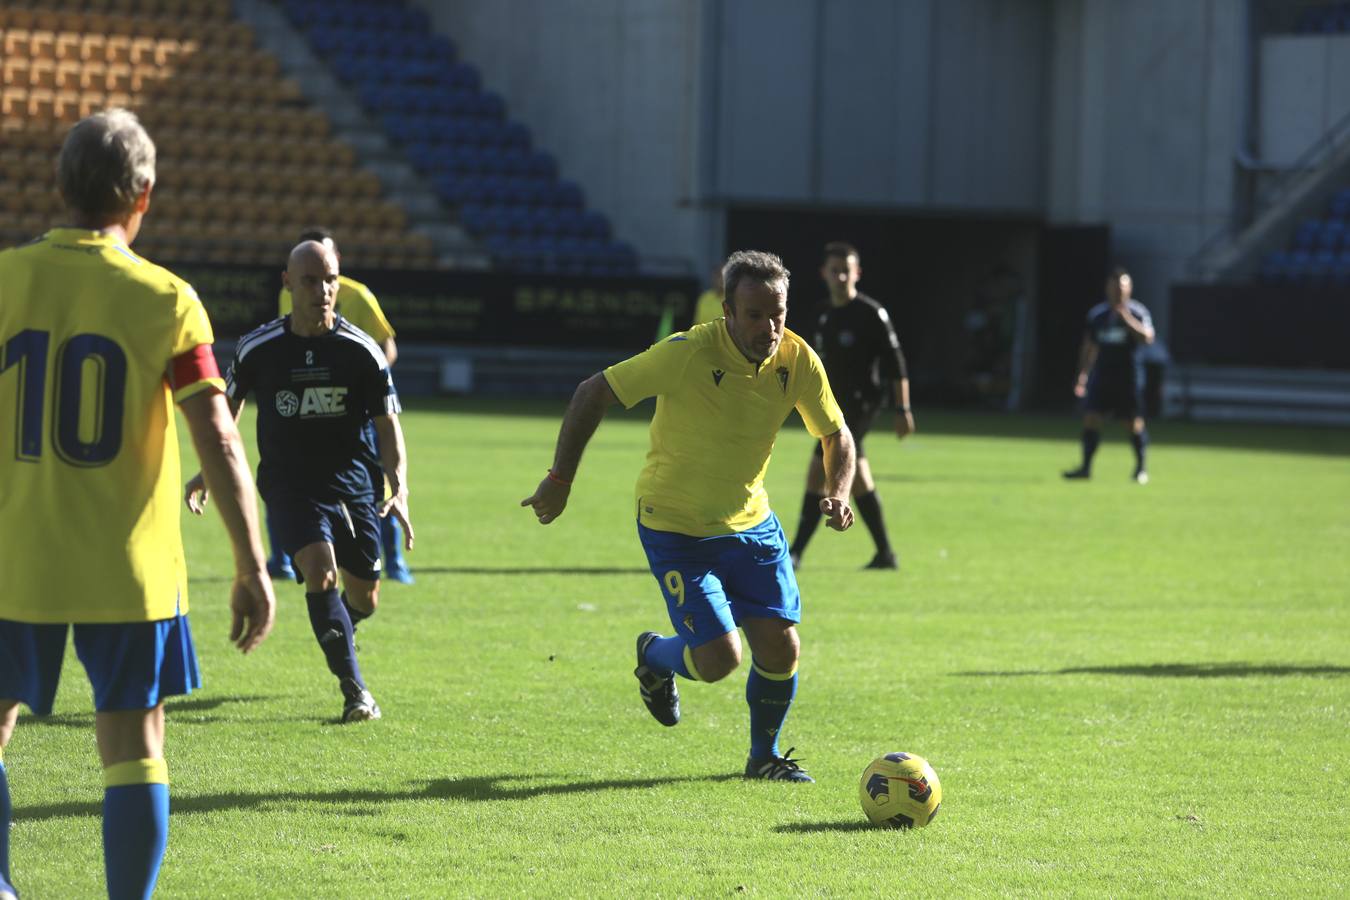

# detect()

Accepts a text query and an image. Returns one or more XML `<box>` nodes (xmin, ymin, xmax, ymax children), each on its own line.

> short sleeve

<box><xmin>169</xmin><ymin>282</ymin><xmax>225</xmax><ymax>401</ymax></box>
<box><xmin>342</xmin><ymin>280</ymin><xmax>395</xmax><ymax>343</ymax></box>
<box><xmin>1133</xmin><ymin>302</ymin><xmax>1153</xmax><ymax>331</ymax></box>
<box><xmin>873</xmin><ymin>305</ymin><xmax>907</xmax><ymax>380</ymax></box>
<box><xmin>602</xmin><ymin>334</ymin><xmax>695</xmax><ymax>409</ymax></box>
<box><xmin>363</xmin><ymin>354</ymin><xmax>401</xmax><ymax>418</ymax></box>
<box><xmin>794</xmin><ymin>343</ymin><xmax>846</xmax><ymax>438</ymax></box>
<box><xmin>224</xmin><ymin>341</ymin><xmax>253</xmax><ymax>403</ymax></box>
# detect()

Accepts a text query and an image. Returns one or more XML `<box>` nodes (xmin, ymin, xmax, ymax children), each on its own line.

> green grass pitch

<box><xmin>7</xmin><ymin>399</ymin><xmax>1349</xmax><ymax>897</ymax></box>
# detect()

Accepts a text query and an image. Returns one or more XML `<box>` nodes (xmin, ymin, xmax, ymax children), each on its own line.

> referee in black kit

<box><xmin>789</xmin><ymin>242</ymin><xmax>913</xmax><ymax>571</ymax></box>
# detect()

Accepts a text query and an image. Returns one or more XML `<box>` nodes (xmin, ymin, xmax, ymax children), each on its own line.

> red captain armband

<box><xmin>546</xmin><ymin>469</ymin><xmax>573</xmax><ymax>487</ymax></box>
<box><xmin>169</xmin><ymin>344</ymin><xmax>221</xmax><ymax>392</ymax></box>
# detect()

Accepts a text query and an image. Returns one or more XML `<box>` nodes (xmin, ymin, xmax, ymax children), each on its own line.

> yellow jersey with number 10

<box><xmin>604</xmin><ymin>320</ymin><xmax>845</xmax><ymax>538</ymax></box>
<box><xmin>0</xmin><ymin>229</ymin><xmax>223</xmax><ymax>624</ymax></box>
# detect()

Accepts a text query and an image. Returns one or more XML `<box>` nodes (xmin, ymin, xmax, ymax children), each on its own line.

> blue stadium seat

<box><xmin>1294</xmin><ymin>219</ymin><xmax>1320</xmax><ymax>249</ymax></box>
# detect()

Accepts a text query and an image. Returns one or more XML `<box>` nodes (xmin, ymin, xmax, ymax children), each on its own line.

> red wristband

<box><xmin>547</xmin><ymin>470</ymin><xmax>572</xmax><ymax>486</ymax></box>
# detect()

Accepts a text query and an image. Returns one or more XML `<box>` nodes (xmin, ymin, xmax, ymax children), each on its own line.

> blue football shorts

<box><xmin>637</xmin><ymin>512</ymin><xmax>801</xmax><ymax>648</ymax></box>
<box><xmin>267</xmin><ymin>485</ymin><xmax>383</xmax><ymax>582</ymax></box>
<box><xmin>0</xmin><ymin>612</ymin><xmax>201</xmax><ymax>714</ymax></box>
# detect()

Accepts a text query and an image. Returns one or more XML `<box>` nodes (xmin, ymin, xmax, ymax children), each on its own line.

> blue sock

<box><xmin>103</xmin><ymin>760</ymin><xmax>169</xmax><ymax>900</ymax></box>
<box><xmin>641</xmin><ymin>634</ymin><xmax>694</xmax><ymax>680</ymax></box>
<box><xmin>746</xmin><ymin>660</ymin><xmax>798</xmax><ymax>760</ymax></box>
<box><xmin>265</xmin><ymin>509</ymin><xmax>289</xmax><ymax>566</ymax></box>
<box><xmin>1081</xmin><ymin>428</ymin><xmax>1101</xmax><ymax>471</ymax></box>
<box><xmin>380</xmin><ymin>517</ymin><xmax>405</xmax><ymax>566</ymax></box>
<box><xmin>305</xmin><ymin>589</ymin><xmax>364</xmax><ymax>687</ymax></box>
<box><xmin>1131</xmin><ymin>429</ymin><xmax>1148</xmax><ymax>470</ymax></box>
<box><xmin>0</xmin><ymin>758</ymin><xmax>11</xmax><ymax>887</ymax></box>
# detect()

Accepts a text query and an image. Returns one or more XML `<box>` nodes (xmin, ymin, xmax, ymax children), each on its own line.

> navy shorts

<box><xmin>267</xmin><ymin>486</ymin><xmax>383</xmax><ymax>582</ymax></box>
<box><xmin>1085</xmin><ymin>370</ymin><xmax>1143</xmax><ymax>419</ymax></box>
<box><xmin>0</xmin><ymin>614</ymin><xmax>201</xmax><ymax>714</ymax></box>
<box><xmin>637</xmin><ymin>513</ymin><xmax>801</xmax><ymax>648</ymax></box>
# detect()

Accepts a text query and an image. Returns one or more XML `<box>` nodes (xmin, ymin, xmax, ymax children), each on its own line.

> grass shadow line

<box><xmin>952</xmin><ymin>662</ymin><xmax>1350</xmax><ymax>678</ymax></box>
<box><xmin>15</xmin><ymin>773</ymin><xmax>743</xmax><ymax>822</ymax></box>
<box><xmin>773</xmin><ymin>820</ymin><xmax>879</xmax><ymax>834</ymax></box>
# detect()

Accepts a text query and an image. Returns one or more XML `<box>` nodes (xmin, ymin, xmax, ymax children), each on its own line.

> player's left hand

<box><xmin>184</xmin><ymin>473</ymin><xmax>209</xmax><ymax>514</ymax></box>
<box><xmin>895</xmin><ymin>410</ymin><xmax>915</xmax><ymax>438</ymax></box>
<box><xmin>521</xmin><ymin>475</ymin><xmax>570</xmax><ymax>524</ymax></box>
<box><xmin>379</xmin><ymin>489</ymin><xmax>415</xmax><ymax>551</ymax></box>
<box><xmin>820</xmin><ymin>496</ymin><xmax>853</xmax><ymax>532</ymax></box>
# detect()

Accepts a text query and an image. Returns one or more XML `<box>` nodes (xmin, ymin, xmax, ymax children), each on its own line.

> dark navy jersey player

<box><xmin>187</xmin><ymin>241</ymin><xmax>414</xmax><ymax>722</ymax></box>
<box><xmin>1064</xmin><ymin>267</ymin><xmax>1156</xmax><ymax>483</ymax></box>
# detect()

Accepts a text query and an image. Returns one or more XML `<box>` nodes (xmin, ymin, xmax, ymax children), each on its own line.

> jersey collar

<box><xmin>714</xmin><ymin>317</ymin><xmax>782</xmax><ymax>375</ymax></box>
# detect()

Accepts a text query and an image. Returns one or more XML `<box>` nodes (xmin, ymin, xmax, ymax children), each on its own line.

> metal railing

<box><xmin>1186</xmin><ymin>102</ymin><xmax>1350</xmax><ymax>279</ymax></box>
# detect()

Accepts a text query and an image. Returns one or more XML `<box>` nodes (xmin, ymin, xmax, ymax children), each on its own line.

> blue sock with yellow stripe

<box><xmin>746</xmin><ymin>661</ymin><xmax>798</xmax><ymax>759</ymax></box>
<box><xmin>103</xmin><ymin>758</ymin><xmax>169</xmax><ymax>900</ymax></box>
<box><xmin>641</xmin><ymin>634</ymin><xmax>694</xmax><ymax>680</ymax></box>
<box><xmin>0</xmin><ymin>750</ymin><xmax>11</xmax><ymax>887</ymax></box>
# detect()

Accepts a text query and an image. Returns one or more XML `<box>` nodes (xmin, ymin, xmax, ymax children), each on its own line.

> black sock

<box><xmin>790</xmin><ymin>492</ymin><xmax>825</xmax><ymax>556</ymax></box>
<box><xmin>1131</xmin><ymin>429</ymin><xmax>1148</xmax><ymax>471</ymax></box>
<box><xmin>305</xmin><ymin>589</ymin><xmax>363</xmax><ymax>687</ymax></box>
<box><xmin>1081</xmin><ymin>428</ymin><xmax>1101</xmax><ymax>471</ymax></box>
<box><xmin>854</xmin><ymin>490</ymin><xmax>892</xmax><ymax>555</ymax></box>
<box><xmin>341</xmin><ymin>591</ymin><xmax>371</xmax><ymax>627</ymax></box>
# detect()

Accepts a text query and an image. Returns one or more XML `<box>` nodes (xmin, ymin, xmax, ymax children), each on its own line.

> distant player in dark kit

<box><xmin>789</xmin><ymin>242</ymin><xmax>914</xmax><ymax>570</ymax></box>
<box><xmin>1063</xmin><ymin>267</ymin><xmax>1156</xmax><ymax>484</ymax></box>
<box><xmin>186</xmin><ymin>240</ymin><xmax>414</xmax><ymax>722</ymax></box>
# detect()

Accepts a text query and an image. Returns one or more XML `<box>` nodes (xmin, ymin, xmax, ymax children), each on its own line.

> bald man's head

<box><xmin>284</xmin><ymin>240</ymin><xmax>340</xmax><ymax>334</ymax></box>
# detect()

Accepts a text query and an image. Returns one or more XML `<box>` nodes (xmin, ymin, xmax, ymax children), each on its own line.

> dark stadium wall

<box><xmin>726</xmin><ymin>207</ymin><xmax>1046</xmax><ymax>406</ymax></box>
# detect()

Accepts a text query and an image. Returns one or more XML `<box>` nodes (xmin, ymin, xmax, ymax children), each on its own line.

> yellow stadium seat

<box><xmin>55</xmin><ymin>61</ymin><xmax>83</xmax><ymax>90</ymax></box>
<box><xmin>55</xmin><ymin>32</ymin><xmax>83</xmax><ymax>62</ymax></box>
<box><xmin>3</xmin><ymin>30</ymin><xmax>32</xmax><ymax>58</ymax></box>
<box><xmin>106</xmin><ymin>36</ymin><xmax>132</xmax><ymax>65</ymax></box>
<box><xmin>29</xmin><ymin>30</ymin><xmax>57</xmax><ymax>61</ymax></box>
<box><xmin>28</xmin><ymin>61</ymin><xmax>57</xmax><ymax>90</ymax></box>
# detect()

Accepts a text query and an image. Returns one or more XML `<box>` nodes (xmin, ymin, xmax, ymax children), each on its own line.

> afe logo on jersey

<box><xmin>276</xmin><ymin>387</ymin><xmax>348</xmax><ymax>418</ymax></box>
<box><xmin>275</xmin><ymin>390</ymin><xmax>300</xmax><ymax>417</ymax></box>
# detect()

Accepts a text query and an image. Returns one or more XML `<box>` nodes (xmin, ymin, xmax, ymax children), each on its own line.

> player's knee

<box><xmin>755</xmin><ymin>629</ymin><xmax>800</xmax><ymax>673</ymax></box>
<box><xmin>693</xmin><ymin>636</ymin><xmax>742</xmax><ymax>683</ymax></box>
<box><xmin>350</xmin><ymin>586</ymin><xmax>378</xmax><ymax>615</ymax></box>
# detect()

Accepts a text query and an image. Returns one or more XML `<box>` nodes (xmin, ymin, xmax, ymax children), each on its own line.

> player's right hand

<box><xmin>229</xmin><ymin>569</ymin><xmax>276</xmax><ymax>654</ymax></box>
<box><xmin>184</xmin><ymin>473</ymin><xmax>209</xmax><ymax>514</ymax></box>
<box><xmin>521</xmin><ymin>476</ymin><xmax>569</xmax><ymax>524</ymax></box>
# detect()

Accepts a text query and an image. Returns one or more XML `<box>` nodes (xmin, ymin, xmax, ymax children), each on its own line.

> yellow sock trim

<box><xmin>752</xmin><ymin>660</ymin><xmax>798</xmax><ymax>681</ymax></box>
<box><xmin>104</xmin><ymin>758</ymin><xmax>168</xmax><ymax>788</ymax></box>
<box><xmin>682</xmin><ymin>645</ymin><xmax>702</xmax><ymax>682</ymax></box>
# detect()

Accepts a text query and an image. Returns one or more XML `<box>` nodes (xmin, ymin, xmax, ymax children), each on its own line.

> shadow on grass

<box><xmin>773</xmin><ymin>820</ymin><xmax>878</xmax><ymax>834</ymax></box>
<box><xmin>953</xmin><ymin>662</ymin><xmax>1350</xmax><ymax>678</ymax></box>
<box><xmin>18</xmin><ymin>695</ymin><xmax>273</xmax><ymax>728</ymax></box>
<box><xmin>408</xmin><ymin>566</ymin><xmax>649</xmax><ymax>576</ymax></box>
<box><xmin>15</xmin><ymin>773</ymin><xmax>742</xmax><ymax>822</ymax></box>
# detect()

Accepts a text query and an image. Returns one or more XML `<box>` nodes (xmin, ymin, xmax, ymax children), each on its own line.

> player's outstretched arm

<box><xmin>373</xmin><ymin>413</ymin><xmax>414</xmax><ymax>550</ymax></box>
<box><xmin>521</xmin><ymin>372</ymin><xmax>619</xmax><ymax>524</ymax></box>
<box><xmin>179</xmin><ymin>390</ymin><xmax>276</xmax><ymax>653</ymax></box>
<box><xmin>819</xmin><ymin>426</ymin><xmax>857</xmax><ymax>532</ymax></box>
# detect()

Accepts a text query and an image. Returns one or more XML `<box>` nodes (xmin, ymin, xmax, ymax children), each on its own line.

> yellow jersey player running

<box><xmin>522</xmin><ymin>250</ymin><xmax>856</xmax><ymax>782</ymax></box>
<box><xmin>270</xmin><ymin>228</ymin><xmax>412</xmax><ymax>583</ymax></box>
<box><xmin>0</xmin><ymin>109</ymin><xmax>275</xmax><ymax>899</ymax></box>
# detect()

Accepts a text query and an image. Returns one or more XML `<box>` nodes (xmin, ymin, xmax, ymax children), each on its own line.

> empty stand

<box><xmin>282</xmin><ymin>0</ymin><xmax>639</xmax><ymax>276</ymax></box>
<box><xmin>0</xmin><ymin>0</ymin><xmax>440</xmax><ymax>270</ymax></box>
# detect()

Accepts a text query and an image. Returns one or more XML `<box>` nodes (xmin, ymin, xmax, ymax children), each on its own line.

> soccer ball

<box><xmin>858</xmin><ymin>752</ymin><xmax>942</xmax><ymax>829</ymax></box>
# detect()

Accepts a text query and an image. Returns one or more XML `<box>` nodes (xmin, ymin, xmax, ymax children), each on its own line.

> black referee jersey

<box><xmin>813</xmin><ymin>292</ymin><xmax>908</xmax><ymax>415</ymax></box>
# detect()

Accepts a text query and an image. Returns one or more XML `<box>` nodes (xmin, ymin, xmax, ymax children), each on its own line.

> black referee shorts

<box><xmin>813</xmin><ymin>403</ymin><xmax>878</xmax><ymax>459</ymax></box>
